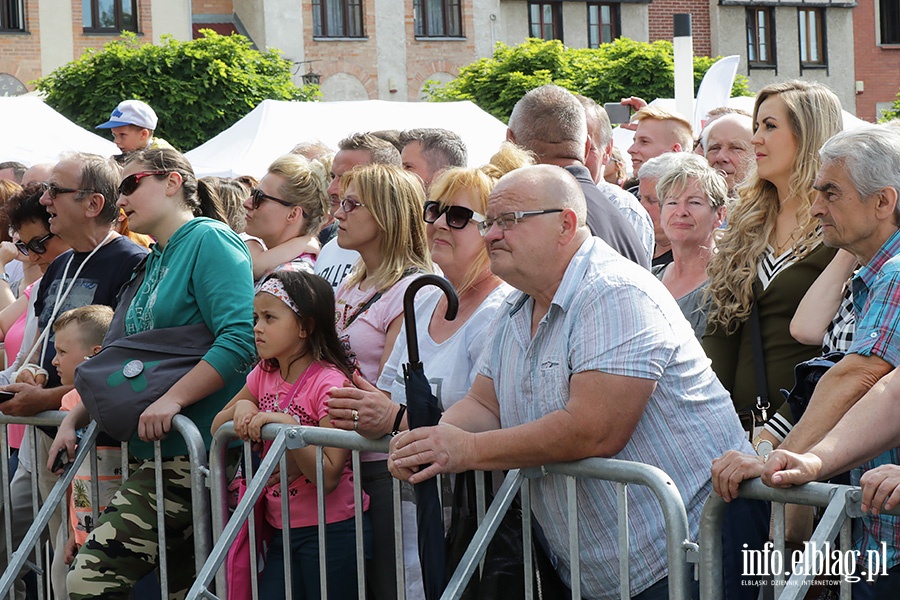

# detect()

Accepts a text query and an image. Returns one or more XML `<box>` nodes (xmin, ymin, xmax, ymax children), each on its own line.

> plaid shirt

<box><xmin>848</xmin><ymin>229</ymin><xmax>900</xmax><ymax>568</ymax></box>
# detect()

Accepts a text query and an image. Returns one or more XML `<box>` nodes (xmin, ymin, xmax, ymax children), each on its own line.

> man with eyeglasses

<box><xmin>0</xmin><ymin>153</ymin><xmax>147</xmax><ymax>597</ymax></box>
<box><xmin>389</xmin><ymin>165</ymin><xmax>751</xmax><ymax>600</ymax></box>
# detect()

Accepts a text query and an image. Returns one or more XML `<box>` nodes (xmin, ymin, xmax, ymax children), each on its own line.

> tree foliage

<box><xmin>35</xmin><ymin>30</ymin><xmax>319</xmax><ymax>150</ymax></box>
<box><xmin>881</xmin><ymin>89</ymin><xmax>900</xmax><ymax>122</ymax></box>
<box><xmin>424</xmin><ymin>38</ymin><xmax>752</xmax><ymax>122</ymax></box>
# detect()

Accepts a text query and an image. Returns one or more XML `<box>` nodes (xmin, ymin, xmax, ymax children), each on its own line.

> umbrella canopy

<box><xmin>402</xmin><ymin>274</ymin><xmax>459</xmax><ymax>600</ymax></box>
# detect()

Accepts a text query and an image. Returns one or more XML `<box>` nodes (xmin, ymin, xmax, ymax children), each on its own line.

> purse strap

<box><xmin>748</xmin><ymin>297</ymin><xmax>770</xmax><ymax>418</ymax></box>
<box><xmin>344</xmin><ymin>290</ymin><xmax>384</xmax><ymax>330</ymax></box>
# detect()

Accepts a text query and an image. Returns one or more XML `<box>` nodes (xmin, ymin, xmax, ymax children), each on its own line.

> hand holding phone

<box><xmin>51</xmin><ymin>448</ymin><xmax>70</xmax><ymax>473</ymax></box>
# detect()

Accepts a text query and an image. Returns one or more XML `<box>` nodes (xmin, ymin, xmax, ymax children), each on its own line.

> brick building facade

<box><xmin>853</xmin><ymin>0</ymin><xmax>900</xmax><ymax>121</ymax></box>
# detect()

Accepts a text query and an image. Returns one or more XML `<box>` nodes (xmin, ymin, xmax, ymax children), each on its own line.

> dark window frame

<box><xmin>312</xmin><ymin>0</ymin><xmax>365</xmax><ymax>38</ymax></box>
<box><xmin>414</xmin><ymin>0</ymin><xmax>463</xmax><ymax>38</ymax></box>
<box><xmin>0</xmin><ymin>0</ymin><xmax>24</xmax><ymax>32</ymax></box>
<box><xmin>528</xmin><ymin>1</ymin><xmax>563</xmax><ymax>42</ymax></box>
<box><xmin>880</xmin><ymin>0</ymin><xmax>900</xmax><ymax>45</ymax></box>
<box><xmin>746</xmin><ymin>6</ymin><xmax>777</xmax><ymax>70</ymax></box>
<box><xmin>587</xmin><ymin>2</ymin><xmax>619</xmax><ymax>48</ymax></box>
<box><xmin>798</xmin><ymin>7</ymin><xmax>827</xmax><ymax>68</ymax></box>
<box><xmin>83</xmin><ymin>0</ymin><xmax>139</xmax><ymax>33</ymax></box>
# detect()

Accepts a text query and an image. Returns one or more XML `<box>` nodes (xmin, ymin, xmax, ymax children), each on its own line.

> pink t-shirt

<box><xmin>334</xmin><ymin>275</ymin><xmax>417</xmax><ymax>384</ymax></box>
<box><xmin>5</xmin><ymin>281</ymin><xmax>35</xmax><ymax>449</ymax></box>
<box><xmin>247</xmin><ymin>361</ymin><xmax>368</xmax><ymax>529</ymax></box>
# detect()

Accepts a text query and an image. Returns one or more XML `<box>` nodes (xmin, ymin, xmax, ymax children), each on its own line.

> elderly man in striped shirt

<box><xmin>389</xmin><ymin>164</ymin><xmax>752</xmax><ymax>599</ymax></box>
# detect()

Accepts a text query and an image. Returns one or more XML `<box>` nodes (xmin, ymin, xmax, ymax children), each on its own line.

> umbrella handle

<box><xmin>403</xmin><ymin>274</ymin><xmax>459</xmax><ymax>364</ymax></box>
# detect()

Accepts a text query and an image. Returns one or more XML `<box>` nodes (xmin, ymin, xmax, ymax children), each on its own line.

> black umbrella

<box><xmin>402</xmin><ymin>274</ymin><xmax>459</xmax><ymax>600</ymax></box>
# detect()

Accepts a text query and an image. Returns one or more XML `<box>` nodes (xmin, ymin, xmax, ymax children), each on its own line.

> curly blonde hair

<box><xmin>706</xmin><ymin>80</ymin><xmax>843</xmax><ymax>333</ymax></box>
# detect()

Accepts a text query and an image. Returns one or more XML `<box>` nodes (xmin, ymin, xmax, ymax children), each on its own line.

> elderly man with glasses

<box><xmin>389</xmin><ymin>164</ymin><xmax>754</xmax><ymax>600</ymax></box>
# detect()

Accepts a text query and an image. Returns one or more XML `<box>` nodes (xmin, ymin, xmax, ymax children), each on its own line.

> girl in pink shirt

<box><xmin>213</xmin><ymin>271</ymin><xmax>369</xmax><ymax>599</ymax></box>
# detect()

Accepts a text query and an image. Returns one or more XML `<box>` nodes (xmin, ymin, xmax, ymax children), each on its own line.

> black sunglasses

<box><xmin>15</xmin><ymin>232</ymin><xmax>54</xmax><ymax>256</ymax></box>
<box><xmin>41</xmin><ymin>182</ymin><xmax>96</xmax><ymax>200</ymax></box>
<box><xmin>117</xmin><ymin>171</ymin><xmax>168</xmax><ymax>196</ymax></box>
<box><xmin>250</xmin><ymin>188</ymin><xmax>294</xmax><ymax>210</ymax></box>
<box><xmin>423</xmin><ymin>200</ymin><xmax>485</xmax><ymax>230</ymax></box>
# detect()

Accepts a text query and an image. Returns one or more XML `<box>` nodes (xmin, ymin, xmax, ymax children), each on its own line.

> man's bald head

<box><xmin>21</xmin><ymin>163</ymin><xmax>54</xmax><ymax>186</ymax></box>
<box><xmin>492</xmin><ymin>165</ymin><xmax>587</xmax><ymax>227</ymax></box>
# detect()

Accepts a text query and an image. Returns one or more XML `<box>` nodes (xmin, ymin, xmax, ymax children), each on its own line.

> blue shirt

<box><xmin>847</xmin><ymin>228</ymin><xmax>900</xmax><ymax>569</ymax></box>
<box><xmin>479</xmin><ymin>236</ymin><xmax>749</xmax><ymax>599</ymax></box>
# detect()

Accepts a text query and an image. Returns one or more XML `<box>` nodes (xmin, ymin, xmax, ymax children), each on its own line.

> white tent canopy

<box><xmin>0</xmin><ymin>96</ymin><xmax>119</xmax><ymax>166</ymax></box>
<box><xmin>185</xmin><ymin>99</ymin><xmax>509</xmax><ymax>179</ymax></box>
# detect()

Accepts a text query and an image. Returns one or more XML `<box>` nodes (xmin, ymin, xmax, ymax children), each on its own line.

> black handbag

<box><xmin>446</xmin><ymin>471</ymin><xmax>569</xmax><ymax>600</ymax></box>
<box><xmin>74</xmin><ymin>259</ymin><xmax>215</xmax><ymax>442</ymax></box>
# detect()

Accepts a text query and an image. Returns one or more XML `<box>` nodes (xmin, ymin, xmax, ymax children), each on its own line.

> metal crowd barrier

<box><xmin>0</xmin><ymin>412</ymin><xmax>211</xmax><ymax>599</ymax></box>
<box><xmin>699</xmin><ymin>477</ymin><xmax>900</xmax><ymax>600</ymax></box>
<box><xmin>189</xmin><ymin>422</ymin><xmax>400</xmax><ymax>600</ymax></box>
<box><xmin>190</xmin><ymin>423</ymin><xmax>697</xmax><ymax>600</ymax></box>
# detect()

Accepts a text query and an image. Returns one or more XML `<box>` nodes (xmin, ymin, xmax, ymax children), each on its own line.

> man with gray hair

<box><xmin>712</xmin><ymin>125</ymin><xmax>900</xmax><ymax>597</ymax></box>
<box><xmin>507</xmin><ymin>85</ymin><xmax>648</xmax><ymax>267</ymax></box>
<box><xmin>390</xmin><ymin>164</ymin><xmax>749</xmax><ymax>599</ymax></box>
<box><xmin>398</xmin><ymin>127</ymin><xmax>467</xmax><ymax>188</ymax></box>
<box><xmin>0</xmin><ymin>161</ymin><xmax>26</xmax><ymax>184</ymax></box>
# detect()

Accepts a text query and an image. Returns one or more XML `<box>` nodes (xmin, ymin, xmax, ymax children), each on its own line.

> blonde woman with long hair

<box><xmin>324</xmin><ymin>163</ymin><xmax>431</xmax><ymax>600</ymax></box>
<box><xmin>704</xmin><ymin>81</ymin><xmax>843</xmax><ymax>426</ymax></box>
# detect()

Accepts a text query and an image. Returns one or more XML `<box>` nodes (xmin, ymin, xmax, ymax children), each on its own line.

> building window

<box><xmin>312</xmin><ymin>0</ymin><xmax>364</xmax><ymax>38</ymax></box>
<box><xmin>83</xmin><ymin>0</ymin><xmax>138</xmax><ymax>32</ymax></box>
<box><xmin>414</xmin><ymin>0</ymin><xmax>462</xmax><ymax>37</ymax></box>
<box><xmin>747</xmin><ymin>7</ymin><xmax>776</xmax><ymax>67</ymax></box>
<box><xmin>529</xmin><ymin>2</ymin><xmax>562</xmax><ymax>41</ymax></box>
<box><xmin>587</xmin><ymin>3</ymin><xmax>618</xmax><ymax>48</ymax></box>
<box><xmin>1</xmin><ymin>0</ymin><xmax>24</xmax><ymax>31</ymax></box>
<box><xmin>880</xmin><ymin>0</ymin><xmax>900</xmax><ymax>44</ymax></box>
<box><xmin>798</xmin><ymin>8</ymin><xmax>825</xmax><ymax>66</ymax></box>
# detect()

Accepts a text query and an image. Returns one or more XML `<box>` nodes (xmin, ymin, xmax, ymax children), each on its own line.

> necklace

<box><xmin>773</xmin><ymin>226</ymin><xmax>807</xmax><ymax>255</ymax></box>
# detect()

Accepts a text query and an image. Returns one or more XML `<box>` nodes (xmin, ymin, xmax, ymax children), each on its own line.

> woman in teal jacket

<box><xmin>52</xmin><ymin>147</ymin><xmax>256</xmax><ymax>599</ymax></box>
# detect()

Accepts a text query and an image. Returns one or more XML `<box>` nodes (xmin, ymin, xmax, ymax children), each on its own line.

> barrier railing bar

<box><xmin>188</xmin><ymin>428</ymin><xmax>290</xmax><ymax>599</ymax></box>
<box><xmin>541</xmin><ymin>458</ymin><xmax>693</xmax><ymax>600</ymax></box>
<box><xmin>171</xmin><ymin>415</ymin><xmax>212</xmax><ymax>572</ymax></box>
<box><xmin>566</xmin><ymin>475</ymin><xmax>581</xmax><ymax>599</ymax></box>
<box><xmin>154</xmin><ymin>442</ymin><xmax>169</xmax><ymax>598</ymax></box>
<box><xmin>0</xmin><ymin>421</ymin><xmax>98</xmax><ymax>599</ymax></box>
<box><xmin>393</xmin><ymin>474</ymin><xmax>406</xmax><ymax>600</ymax></box>
<box><xmin>89</xmin><ymin>443</ymin><xmax>100</xmax><ymax>532</ymax></box>
<box><xmin>522</xmin><ymin>476</ymin><xmax>534</xmax><ymax>600</ymax></box>
<box><xmin>1</xmin><ymin>425</ymin><xmax>13</xmax><ymax>600</ymax></box>
<box><xmin>773</xmin><ymin>501</ymin><xmax>786</xmax><ymax>589</ymax></box>
<box><xmin>315</xmin><ymin>445</ymin><xmax>328</xmax><ymax>599</ymax></box>
<box><xmin>279</xmin><ymin>451</ymin><xmax>293</xmax><ymax>598</ymax></box>
<box><xmin>243</xmin><ymin>441</ymin><xmax>259</xmax><ymax>600</ymax></box>
<box><xmin>352</xmin><ymin>450</ymin><xmax>365</xmax><ymax>600</ymax></box>
<box><xmin>617</xmin><ymin>481</ymin><xmax>629</xmax><ymax>599</ymax></box>
<box><xmin>840</xmin><ymin>515</ymin><xmax>852</xmax><ymax>600</ymax></box>
<box><xmin>441</xmin><ymin>469</ymin><xmax>524</xmax><ymax>600</ymax></box>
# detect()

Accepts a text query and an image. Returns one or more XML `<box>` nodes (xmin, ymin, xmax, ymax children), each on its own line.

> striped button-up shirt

<box><xmin>480</xmin><ymin>236</ymin><xmax>750</xmax><ymax>599</ymax></box>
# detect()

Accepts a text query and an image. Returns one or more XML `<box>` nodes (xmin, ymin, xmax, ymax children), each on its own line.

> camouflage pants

<box><xmin>66</xmin><ymin>455</ymin><xmax>196</xmax><ymax>600</ymax></box>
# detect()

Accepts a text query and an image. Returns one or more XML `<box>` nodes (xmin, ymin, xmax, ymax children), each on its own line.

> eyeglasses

<box><xmin>117</xmin><ymin>171</ymin><xmax>168</xmax><ymax>196</ymax></box>
<box><xmin>338</xmin><ymin>197</ymin><xmax>366</xmax><ymax>214</ymax></box>
<box><xmin>423</xmin><ymin>201</ymin><xmax>485</xmax><ymax>230</ymax></box>
<box><xmin>15</xmin><ymin>232</ymin><xmax>54</xmax><ymax>256</ymax></box>
<box><xmin>250</xmin><ymin>188</ymin><xmax>294</xmax><ymax>210</ymax></box>
<box><xmin>41</xmin><ymin>182</ymin><xmax>96</xmax><ymax>200</ymax></box>
<box><xmin>477</xmin><ymin>209</ymin><xmax>564</xmax><ymax>236</ymax></box>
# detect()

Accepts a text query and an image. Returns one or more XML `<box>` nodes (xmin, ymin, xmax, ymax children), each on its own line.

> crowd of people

<box><xmin>0</xmin><ymin>83</ymin><xmax>898</xmax><ymax>600</ymax></box>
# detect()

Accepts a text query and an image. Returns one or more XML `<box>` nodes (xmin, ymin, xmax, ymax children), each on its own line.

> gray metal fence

<box><xmin>0</xmin><ymin>412</ymin><xmax>210</xmax><ymax>599</ymax></box>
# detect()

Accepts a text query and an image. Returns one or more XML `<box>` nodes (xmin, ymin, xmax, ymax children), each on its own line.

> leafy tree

<box><xmin>881</xmin><ymin>89</ymin><xmax>900</xmax><ymax>122</ymax></box>
<box><xmin>424</xmin><ymin>38</ymin><xmax>752</xmax><ymax>122</ymax></box>
<box><xmin>35</xmin><ymin>30</ymin><xmax>318</xmax><ymax>150</ymax></box>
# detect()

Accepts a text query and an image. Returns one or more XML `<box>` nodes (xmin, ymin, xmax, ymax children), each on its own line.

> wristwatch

<box><xmin>754</xmin><ymin>439</ymin><xmax>774</xmax><ymax>461</ymax></box>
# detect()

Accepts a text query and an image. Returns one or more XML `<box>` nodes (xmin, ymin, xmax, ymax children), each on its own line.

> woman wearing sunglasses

<box><xmin>241</xmin><ymin>154</ymin><xmax>330</xmax><ymax>283</ymax></box>
<box><xmin>56</xmin><ymin>147</ymin><xmax>255</xmax><ymax>599</ymax></box>
<box><xmin>328</xmin><ymin>143</ymin><xmax>531</xmax><ymax>598</ymax></box>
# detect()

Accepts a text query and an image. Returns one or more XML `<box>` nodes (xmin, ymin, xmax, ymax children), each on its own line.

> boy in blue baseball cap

<box><xmin>96</xmin><ymin>100</ymin><xmax>173</xmax><ymax>154</ymax></box>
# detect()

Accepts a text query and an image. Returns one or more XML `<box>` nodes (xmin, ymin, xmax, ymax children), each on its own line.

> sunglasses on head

<box><xmin>423</xmin><ymin>200</ymin><xmax>485</xmax><ymax>230</ymax></box>
<box><xmin>117</xmin><ymin>171</ymin><xmax>168</xmax><ymax>196</ymax></box>
<box><xmin>15</xmin><ymin>232</ymin><xmax>54</xmax><ymax>256</ymax></box>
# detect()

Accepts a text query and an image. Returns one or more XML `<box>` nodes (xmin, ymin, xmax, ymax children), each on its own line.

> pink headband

<box><xmin>258</xmin><ymin>278</ymin><xmax>301</xmax><ymax>316</ymax></box>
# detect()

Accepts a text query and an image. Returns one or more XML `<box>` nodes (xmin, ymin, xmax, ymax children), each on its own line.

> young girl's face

<box><xmin>253</xmin><ymin>291</ymin><xmax>306</xmax><ymax>363</ymax></box>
